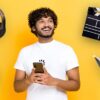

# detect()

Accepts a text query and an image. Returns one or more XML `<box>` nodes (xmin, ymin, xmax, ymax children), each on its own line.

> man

<box><xmin>14</xmin><ymin>7</ymin><xmax>80</xmax><ymax>100</ymax></box>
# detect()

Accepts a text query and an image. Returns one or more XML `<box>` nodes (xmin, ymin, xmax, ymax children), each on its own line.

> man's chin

<box><xmin>38</xmin><ymin>35</ymin><xmax>52</xmax><ymax>38</ymax></box>
<box><xmin>37</xmin><ymin>32</ymin><xmax>54</xmax><ymax>38</ymax></box>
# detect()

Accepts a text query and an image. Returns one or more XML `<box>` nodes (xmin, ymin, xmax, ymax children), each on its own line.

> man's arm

<box><xmin>14</xmin><ymin>69</ymin><xmax>35</xmax><ymax>92</ymax></box>
<box><xmin>14</xmin><ymin>69</ymin><xmax>29</xmax><ymax>92</ymax></box>
<box><xmin>55</xmin><ymin>67</ymin><xmax>80</xmax><ymax>91</ymax></box>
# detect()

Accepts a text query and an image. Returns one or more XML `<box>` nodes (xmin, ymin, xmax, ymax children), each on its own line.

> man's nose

<box><xmin>44</xmin><ymin>21</ymin><xmax>49</xmax><ymax>26</ymax></box>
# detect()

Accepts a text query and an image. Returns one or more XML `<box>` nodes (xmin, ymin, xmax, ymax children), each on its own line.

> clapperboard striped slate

<box><xmin>82</xmin><ymin>7</ymin><xmax>100</xmax><ymax>40</ymax></box>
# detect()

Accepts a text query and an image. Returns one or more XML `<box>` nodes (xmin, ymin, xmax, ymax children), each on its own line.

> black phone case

<box><xmin>33</xmin><ymin>62</ymin><xmax>44</xmax><ymax>73</ymax></box>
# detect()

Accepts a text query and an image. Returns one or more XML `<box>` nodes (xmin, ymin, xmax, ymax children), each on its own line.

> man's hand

<box><xmin>26</xmin><ymin>69</ymin><xmax>37</xmax><ymax>85</ymax></box>
<box><xmin>34</xmin><ymin>67</ymin><xmax>57</xmax><ymax>86</ymax></box>
<box><xmin>33</xmin><ymin>67</ymin><xmax>80</xmax><ymax>91</ymax></box>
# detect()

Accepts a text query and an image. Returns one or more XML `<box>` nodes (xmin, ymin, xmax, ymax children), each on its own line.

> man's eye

<box><xmin>39</xmin><ymin>20</ymin><xmax>44</xmax><ymax>23</ymax></box>
<box><xmin>49</xmin><ymin>20</ymin><xmax>53</xmax><ymax>22</ymax></box>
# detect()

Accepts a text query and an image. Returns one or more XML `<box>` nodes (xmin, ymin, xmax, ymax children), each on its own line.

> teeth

<box><xmin>42</xmin><ymin>28</ymin><xmax>51</xmax><ymax>31</ymax></box>
<box><xmin>44</xmin><ymin>30</ymin><xmax>50</xmax><ymax>31</ymax></box>
<box><xmin>43</xmin><ymin>29</ymin><xmax>50</xmax><ymax>31</ymax></box>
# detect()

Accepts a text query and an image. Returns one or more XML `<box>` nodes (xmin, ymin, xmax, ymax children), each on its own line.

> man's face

<box><xmin>33</xmin><ymin>16</ymin><xmax>55</xmax><ymax>38</ymax></box>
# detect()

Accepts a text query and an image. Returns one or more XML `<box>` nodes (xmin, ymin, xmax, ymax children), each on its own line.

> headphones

<box><xmin>0</xmin><ymin>9</ymin><xmax>6</xmax><ymax>38</ymax></box>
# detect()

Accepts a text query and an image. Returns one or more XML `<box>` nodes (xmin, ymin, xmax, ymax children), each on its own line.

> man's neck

<box><xmin>38</xmin><ymin>37</ymin><xmax>53</xmax><ymax>43</ymax></box>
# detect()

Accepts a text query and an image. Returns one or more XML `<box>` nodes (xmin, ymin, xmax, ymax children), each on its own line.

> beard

<box><xmin>35</xmin><ymin>26</ymin><xmax>55</xmax><ymax>38</ymax></box>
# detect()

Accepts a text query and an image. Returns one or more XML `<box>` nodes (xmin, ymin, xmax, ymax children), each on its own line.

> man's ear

<box><xmin>32</xmin><ymin>26</ymin><xmax>36</xmax><ymax>32</ymax></box>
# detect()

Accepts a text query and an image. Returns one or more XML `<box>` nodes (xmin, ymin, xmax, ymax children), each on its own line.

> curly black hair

<box><xmin>28</xmin><ymin>7</ymin><xmax>58</xmax><ymax>35</ymax></box>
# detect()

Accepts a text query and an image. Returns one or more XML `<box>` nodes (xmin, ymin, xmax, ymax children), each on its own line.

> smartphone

<box><xmin>33</xmin><ymin>62</ymin><xmax>44</xmax><ymax>73</ymax></box>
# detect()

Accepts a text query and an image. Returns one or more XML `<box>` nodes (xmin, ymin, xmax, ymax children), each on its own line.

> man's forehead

<box><xmin>39</xmin><ymin>16</ymin><xmax>53</xmax><ymax>20</ymax></box>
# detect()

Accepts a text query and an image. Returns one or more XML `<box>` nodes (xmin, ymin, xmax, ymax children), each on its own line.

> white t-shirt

<box><xmin>15</xmin><ymin>40</ymin><xmax>79</xmax><ymax>100</ymax></box>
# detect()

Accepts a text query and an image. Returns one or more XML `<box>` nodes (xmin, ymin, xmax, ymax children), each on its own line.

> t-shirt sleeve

<box><xmin>14</xmin><ymin>49</ymin><xmax>26</xmax><ymax>71</ymax></box>
<box><xmin>66</xmin><ymin>47</ymin><xmax>79</xmax><ymax>71</ymax></box>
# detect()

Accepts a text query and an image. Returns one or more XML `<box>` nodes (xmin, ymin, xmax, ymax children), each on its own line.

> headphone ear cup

<box><xmin>0</xmin><ymin>9</ymin><xmax>6</xmax><ymax>38</ymax></box>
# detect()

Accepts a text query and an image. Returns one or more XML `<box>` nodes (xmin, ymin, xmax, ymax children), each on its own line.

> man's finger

<box><xmin>43</xmin><ymin>67</ymin><xmax>48</xmax><ymax>73</ymax></box>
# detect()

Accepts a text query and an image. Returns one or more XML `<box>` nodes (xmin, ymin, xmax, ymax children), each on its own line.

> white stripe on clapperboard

<box><xmin>86</xmin><ymin>24</ymin><xmax>100</xmax><ymax>30</ymax></box>
<box><xmin>84</xmin><ymin>29</ymin><xmax>100</xmax><ymax>39</ymax></box>
<box><xmin>88</xmin><ymin>16</ymin><xmax>100</xmax><ymax>21</ymax></box>
<box><xmin>85</xmin><ymin>26</ymin><xmax>100</xmax><ymax>33</ymax></box>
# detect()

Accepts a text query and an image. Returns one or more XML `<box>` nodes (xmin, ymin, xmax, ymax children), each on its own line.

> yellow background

<box><xmin>0</xmin><ymin>0</ymin><xmax>100</xmax><ymax>100</ymax></box>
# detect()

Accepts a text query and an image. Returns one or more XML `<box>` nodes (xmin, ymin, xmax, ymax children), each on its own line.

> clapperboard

<box><xmin>82</xmin><ymin>7</ymin><xmax>100</xmax><ymax>40</ymax></box>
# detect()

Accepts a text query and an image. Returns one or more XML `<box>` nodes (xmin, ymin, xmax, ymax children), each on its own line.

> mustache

<box><xmin>41</xmin><ymin>26</ymin><xmax>52</xmax><ymax>30</ymax></box>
